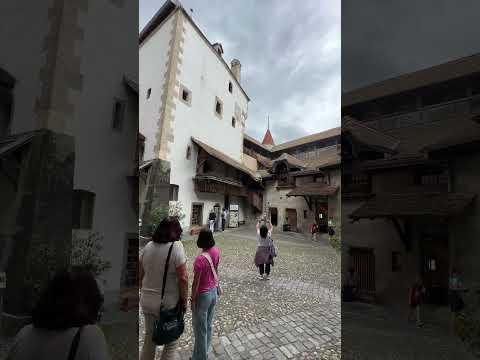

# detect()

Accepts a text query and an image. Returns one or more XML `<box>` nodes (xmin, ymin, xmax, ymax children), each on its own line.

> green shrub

<box><xmin>150</xmin><ymin>202</ymin><xmax>186</xmax><ymax>230</ymax></box>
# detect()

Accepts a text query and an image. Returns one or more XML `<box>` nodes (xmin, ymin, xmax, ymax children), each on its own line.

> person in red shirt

<box><xmin>408</xmin><ymin>276</ymin><xmax>426</xmax><ymax>327</ymax></box>
<box><xmin>190</xmin><ymin>230</ymin><xmax>221</xmax><ymax>359</ymax></box>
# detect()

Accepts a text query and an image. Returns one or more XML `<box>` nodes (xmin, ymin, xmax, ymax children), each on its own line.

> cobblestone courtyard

<box><xmin>342</xmin><ymin>302</ymin><xmax>476</xmax><ymax>360</ymax></box>
<box><xmin>139</xmin><ymin>226</ymin><xmax>341</xmax><ymax>360</ymax></box>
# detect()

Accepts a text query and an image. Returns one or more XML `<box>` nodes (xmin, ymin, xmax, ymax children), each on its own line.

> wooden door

<box><xmin>270</xmin><ymin>207</ymin><xmax>278</xmax><ymax>226</ymax></box>
<box><xmin>286</xmin><ymin>208</ymin><xmax>297</xmax><ymax>231</ymax></box>
<box><xmin>422</xmin><ymin>234</ymin><xmax>449</xmax><ymax>305</ymax></box>
<box><xmin>350</xmin><ymin>247</ymin><xmax>376</xmax><ymax>300</ymax></box>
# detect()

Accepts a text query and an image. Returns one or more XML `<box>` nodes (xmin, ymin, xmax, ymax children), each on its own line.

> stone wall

<box><xmin>1</xmin><ymin>130</ymin><xmax>74</xmax><ymax>335</ymax></box>
<box><xmin>141</xmin><ymin>159</ymin><xmax>171</xmax><ymax>228</ymax></box>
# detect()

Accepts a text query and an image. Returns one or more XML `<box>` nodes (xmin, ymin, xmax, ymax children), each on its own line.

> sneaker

<box><xmin>257</xmin><ymin>275</ymin><xmax>264</xmax><ymax>280</ymax></box>
<box><xmin>265</xmin><ymin>274</ymin><xmax>271</xmax><ymax>280</ymax></box>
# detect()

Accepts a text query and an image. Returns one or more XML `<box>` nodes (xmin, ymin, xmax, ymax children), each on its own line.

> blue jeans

<box><xmin>192</xmin><ymin>287</ymin><xmax>218</xmax><ymax>360</ymax></box>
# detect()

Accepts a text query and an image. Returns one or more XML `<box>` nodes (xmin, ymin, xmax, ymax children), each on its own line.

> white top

<box><xmin>7</xmin><ymin>324</ymin><xmax>109</xmax><ymax>360</ymax></box>
<box><xmin>140</xmin><ymin>241</ymin><xmax>187</xmax><ymax>314</ymax></box>
<box><xmin>256</xmin><ymin>229</ymin><xmax>273</xmax><ymax>247</ymax></box>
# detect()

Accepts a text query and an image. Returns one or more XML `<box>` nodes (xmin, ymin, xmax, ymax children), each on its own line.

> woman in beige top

<box><xmin>7</xmin><ymin>267</ymin><xmax>110</xmax><ymax>360</ymax></box>
<box><xmin>139</xmin><ymin>217</ymin><xmax>189</xmax><ymax>360</ymax></box>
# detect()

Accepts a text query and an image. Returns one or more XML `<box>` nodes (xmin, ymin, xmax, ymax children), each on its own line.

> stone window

<box><xmin>214</xmin><ymin>97</ymin><xmax>223</xmax><ymax>118</ymax></box>
<box><xmin>146</xmin><ymin>88</ymin><xmax>151</xmax><ymax>99</ymax></box>
<box><xmin>112</xmin><ymin>99</ymin><xmax>126</xmax><ymax>131</ymax></box>
<box><xmin>191</xmin><ymin>203</ymin><xmax>204</xmax><ymax>226</ymax></box>
<box><xmin>169</xmin><ymin>184</ymin><xmax>179</xmax><ymax>201</ymax></box>
<box><xmin>123</xmin><ymin>235</ymin><xmax>138</xmax><ymax>287</ymax></box>
<box><xmin>186</xmin><ymin>145</ymin><xmax>191</xmax><ymax>159</ymax></box>
<box><xmin>73</xmin><ymin>190</ymin><xmax>95</xmax><ymax>229</ymax></box>
<box><xmin>179</xmin><ymin>85</ymin><xmax>192</xmax><ymax>106</ymax></box>
<box><xmin>231</xmin><ymin>117</ymin><xmax>236</xmax><ymax>128</ymax></box>
<box><xmin>228</xmin><ymin>81</ymin><xmax>233</xmax><ymax>93</ymax></box>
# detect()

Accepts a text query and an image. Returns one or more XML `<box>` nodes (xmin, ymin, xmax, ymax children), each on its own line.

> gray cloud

<box><xmin>140</xmin><ymin>0</ymin><xmax>340</xmax><ymax>145</ymax></box>
<box><xmin>342</xmin><ymin>0</ymin><xmax>480</xmax><ymax>92</ymax></box>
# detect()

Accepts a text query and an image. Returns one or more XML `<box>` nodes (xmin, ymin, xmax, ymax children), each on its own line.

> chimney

<box><xmin>212</xmin><ymin>42</ymin><xmax>224</xmax><ymax>56</ymax></box>
<box><xmin>231</xmin><ymin>59</ymin><xmax>241</xmax><ymax>83</ymax></box>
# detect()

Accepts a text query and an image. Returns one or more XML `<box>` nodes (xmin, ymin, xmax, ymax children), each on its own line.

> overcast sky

<box><xmin>342</xmin><ymin>0</ymin><xmax>480</xmax><ymax>92</ymax></box>
<box><xmin>140</xmin><ymin>0</ymin><xmax>340</xmax><ymax>144</ymax></box>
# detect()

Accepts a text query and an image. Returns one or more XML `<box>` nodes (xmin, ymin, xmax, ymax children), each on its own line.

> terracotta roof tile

<box><xmin>262</xmin><ymin>129</ymin><xmax>275</xmax><ymax>146</ymax></box>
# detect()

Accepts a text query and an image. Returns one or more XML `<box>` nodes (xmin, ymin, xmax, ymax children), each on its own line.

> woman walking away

<box><xmin>408</xmin><ymin>276</ymin><xmax>426</xmax><ymax>327</ymax></box>
<box><xmin>7</xmin><ymin>267</ymin><xmax>110</xmax><ymax>360</ymax></box>
<box><xmin>140</xmin><ymin>217</ymin><xmax>188</xmax><ymax>360</ymax></box>
<box><xmin>191</xmin><ymin>230</ymin><xmax>221</xmax><ymax>360</ymax></box>
<box><xmin>254</xmin><ymin>220</ymin><xmax>275</xmax><ymax>280</ymax></box>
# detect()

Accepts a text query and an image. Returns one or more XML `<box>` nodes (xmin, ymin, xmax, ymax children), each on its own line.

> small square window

<box><xmin>146</xmin><ymin>88</ymin><xmax>151</xmax><ymax>99</ymax></box>
<box><xmin>214</xmin><ymin>97</ymin><xmax>223</xmax><ymax>118</ymax></box>
<box><xmin>182</xmin><ymin>89</ymin><xmax>189</xmax><ymax>102</ymax></box>
<box><xmin>228</xmin><ymin>82</ymin><xmax>233</xmax><ymax>93</ymax></box>
<box><xmin>231</xmin><ymin>117</ymin><xmax>236</xmax><ymax>128</ymax></box>
<box><xmin>186</xmin><ymin>145</ymin><xmax>191</xmax><ymax>160</ymax></box>
<box><xmin>112</xmin><ymin>99</ymin><xmax>126</xmax><ymax>131</ymax></box>
<box><xmin>179</xmin><ymin>85</ymin><xmax>192</xmax><ymax>106</ymax></box>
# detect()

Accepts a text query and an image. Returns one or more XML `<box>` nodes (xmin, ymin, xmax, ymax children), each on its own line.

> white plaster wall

<box><xmin>69</xmin><ymin>0</ymin><xmax>139</xmax><ymax>293</ymax></box>
<box><xmin>1</xmin><ymin>1</ymin><xmax>139</xmax><ymax>295</ymax></box>
<box><xmin>166</xmin><ymin>15</ymin><xmax>249</xmax><ymax>228</ymax></box>
<box><xmin>0</xmin><ymin>1</ymin><xmax>50</xmax><ymax>133</ymax></box>
<box><xmin>139</xmin><ymin>14</ymin><xmax>175</xmax><ymax>161</ymax></box>
<box><xmin>174</xmin><ymin>18</ymin><xmax>248</xmax><ymax>162</ymax></box>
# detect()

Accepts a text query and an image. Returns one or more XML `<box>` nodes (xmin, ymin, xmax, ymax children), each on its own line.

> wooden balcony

<box><xmin>193</xmin><ymin>175</ymin><xmax>247</xmax><ymax>197</ymax></box>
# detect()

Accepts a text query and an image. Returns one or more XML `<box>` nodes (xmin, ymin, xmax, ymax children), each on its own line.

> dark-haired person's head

<box><xmin>259</xmin><ymin>225</ymin><xmax>269</xmax><ymax>239</ymax></box>
<box><xmin>197</xmin><ymin>229</ymin><xmax>215</xmax><ymax>250</ymax></box>
<box><xmin>152</xmin><ymin>217</ymin><xmax>183</xmax><ymax>243</ymax></box>
<box><xmin>32</xmin><ymin>267</ymin><xmax>103</xmax><ymax>330</ymax></box>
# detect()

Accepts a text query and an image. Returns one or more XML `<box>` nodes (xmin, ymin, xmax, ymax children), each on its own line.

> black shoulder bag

<box><xmin>152</xmin><ymin>242</ymin><xmax>185</xmax><ymax>345</ymax></box>
<box><xmin>68</xmin><ymin>327</ymin><xmax>82</xmax><ymax>360</ymax></box>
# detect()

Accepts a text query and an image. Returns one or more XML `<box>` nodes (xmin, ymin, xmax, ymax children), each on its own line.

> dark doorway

<box><xmin>270</xmin><ymin>207</ymin><xmax>278</xmax><ymax>226</ymax></box>
<box><xmin>224</xmin><ymin>194</ymin><xmax>230</xmax><ymax>210</ymax></box>
<box><xmin>421</xmin><ymin>233</ymin><xmax>449</xmax><ymax>305</ymax></box>
<box><xmin>316</xmin><ymin>201</ymin><xmax>328</xmax><ymax>233</ymax></box>
<box><xmin>350</xmin><ymin>247</ymin><xmax>376</xmax><ymax>301</ymax></box>
<box><xmin>286</xmin><ymin>208</ymin><xmax>297</xmax><ymax>231</ymax></box>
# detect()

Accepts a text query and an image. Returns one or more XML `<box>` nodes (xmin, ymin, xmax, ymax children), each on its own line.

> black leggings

<box><xmin>259</xmin><ymin>263</ymin><xmax>271</xmax><ymax>275</ymax></box>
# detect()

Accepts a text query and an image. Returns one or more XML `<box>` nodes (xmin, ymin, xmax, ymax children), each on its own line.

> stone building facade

<box><xmin>342</xmin><ymin>53</ymin><xmax>480</xmax><ymax>314</ymax></box>
<box><xmin>244</xmin><ymin>128</ymin><xmax>341</xmax><ymax>235</ymax></box>
<box><xmin>0</xmin><ymin>0</ymin><xmax>139</xmax><ymax>323</ymax></box>
<box><xmin>139</xmin><ymin>0</ymin><xmax>254</xmax><ymax>230</ymax></box>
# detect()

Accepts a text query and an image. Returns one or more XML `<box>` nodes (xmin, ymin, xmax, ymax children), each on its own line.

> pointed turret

<box><xmin>262</xmin><ymin>129</ymin><xmax>275</xmax><ymax>146</ymax></box>
<box><xmin>261</xmin><ymin>115</ymin><xmax>275</xmax><ymax>147</ymax></box>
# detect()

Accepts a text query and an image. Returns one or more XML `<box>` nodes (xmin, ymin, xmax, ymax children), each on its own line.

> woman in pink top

<box><xmin>190</xmin><ymin>230</ymin><xmax>221</xmax><ymax>360</ymax></box>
